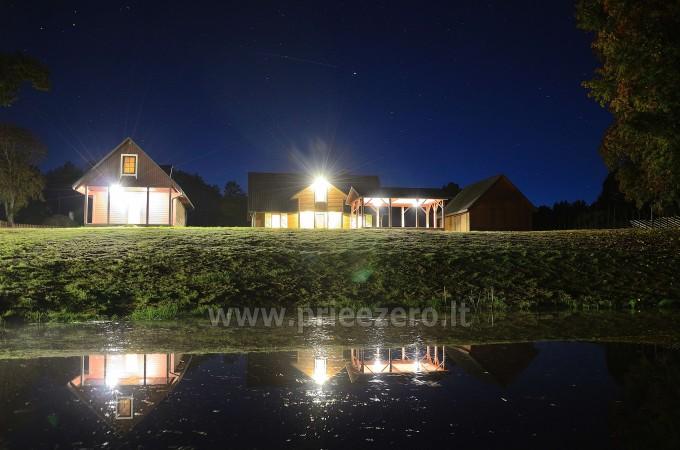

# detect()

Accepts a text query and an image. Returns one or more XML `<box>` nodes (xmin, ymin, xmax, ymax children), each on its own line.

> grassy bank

<box><xmin>0</xmin><ymin>227</ymin><xmax>679</xmax><ymax>320</ymax></box>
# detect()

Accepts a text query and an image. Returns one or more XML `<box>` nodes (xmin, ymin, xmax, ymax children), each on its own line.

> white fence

<box><xmin>630</xmin><ymin>216</ymin><xmax>680</xmax><ymax>229</ymax></box>
<box><xmin>0</xmin><ymin>220</ymin><xmax>53</xmax><ymax>229</ymax></box>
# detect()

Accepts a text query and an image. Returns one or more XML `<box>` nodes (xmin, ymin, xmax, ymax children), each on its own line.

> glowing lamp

<box><xmin>312</xmin><ymin>176</ymin><xmax>329</xmax><ymax>203</ymax></box>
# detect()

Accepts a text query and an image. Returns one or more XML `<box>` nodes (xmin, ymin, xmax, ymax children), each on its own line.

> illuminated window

<box><xmin>328</xmin><ymin>212</ymin><xmax>342</xmax><ymax>229</ymax></box>
<box><xmin>315</xmin><ymin>212</ymin><xmax>327</xmax><ymax>228</ymax></box>
<box><xmin>121</xmin><ymin>154</ymin><xmax>137</xmax><ymax>176</ymax></box>
<box><xmin>315</xmin><ymin>186</ymin><xmax>327</xmax><ymax>202</ymax></box>
<box><xmin>300</xmin><ymin>211</ymin><xmax>314</xmax><ymax>229</ymax></box>
<box><xmin>271</xmin><ymin>214</ymin><xmax>281</xmax><ymax>228</ymax></box>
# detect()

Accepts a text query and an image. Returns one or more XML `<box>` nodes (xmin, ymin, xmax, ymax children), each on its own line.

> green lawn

<box><xmin>0</xmin><ymin>227</ymin><xmax>679</xmax><ymax>321</ymax></box>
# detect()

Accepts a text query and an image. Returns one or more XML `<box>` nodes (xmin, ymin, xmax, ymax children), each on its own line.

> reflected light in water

<box><xmin>313</xmin><ymin>357</ymin><xmax>328</xmax><ymax>385</ymax></box>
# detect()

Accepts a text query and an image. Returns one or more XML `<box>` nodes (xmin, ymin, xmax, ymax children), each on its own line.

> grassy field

<box><xmin>0</xmin><ymin>227</ymin><xmax>679</xmax><ymax>321</ymax></box>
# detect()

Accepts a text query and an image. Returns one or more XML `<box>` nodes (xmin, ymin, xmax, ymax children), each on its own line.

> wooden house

<box><xmin>248</xmin><ymin>172</ymin><xmax>448</xmax><ymax>229</ymax></box>
<box><xmin>72</xmin><ymin>138</ymin><xmax>193</xmax><ymax>226</ymax></box>
<box><xmin>443</xmin><ymin>174</ymin><xmax>533</xmax><ymax>231</ymax></box>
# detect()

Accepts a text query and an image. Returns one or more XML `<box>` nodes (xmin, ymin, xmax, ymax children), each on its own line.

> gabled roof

<box><xmin>444</xmin><ymin>174</ymin><xmax>503</xmax><ymax>215</ymax></box>
<box><xmin>444</xmin><ymin>174</ymin><xmax>533</xmax><ymax>215</ymax></box>
<box><xmin>72</xmin><ymin>137</ymin><xmax>193</xmax><ymax>209</ymax></box>
<box><xmin>248</xmin><ymin>172</ymin><xmax>380</xmax><ymax>212</ymax></box>
<box><xmin>248</xmin><ymin>172</ymin><xmax>307</xmax><ymax>212</ymax></box>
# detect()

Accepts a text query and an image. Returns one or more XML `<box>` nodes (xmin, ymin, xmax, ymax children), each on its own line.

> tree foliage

<box><xmin>171</xmin><ymin>171</ymin><xmax>248</xmax><ymax>226</ymax></box>
<box><xmin>576</xmin><ymin>0</ymin><xmax>680</xmax><ymax>212</ymax></box>
<box><xmin>0</xmin><ymin>52</ymin><xmax>50</xmax><ymax>107</ymax></box>
<box><xmin>441</xmin><ymin>181</ymin><xmax>461</xmax><ymax>199</ymax></box>
<box><xmin>0</xmin><ymin>124</ymin><xmax>46</xmax><ymax>225</ymax></box>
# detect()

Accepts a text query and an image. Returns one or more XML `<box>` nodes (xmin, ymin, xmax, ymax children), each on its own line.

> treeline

<box><xmin>0</xmin><ymin>162</ymin><xmax>249</xmax><ymax>227</ymax></box>
<box><xmin>533</xmin><ymin>172</ymin><xmax>670</xmax><ymax>230</ymax></box>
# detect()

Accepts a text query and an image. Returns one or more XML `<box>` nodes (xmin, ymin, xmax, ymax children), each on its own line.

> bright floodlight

<box><xmin>109</xmin><ymin>183</ymin><xmax>123</xmax><ymax>194</ymax></box>
<box><xmin>312</xmin><ymin>176</ymin><xmax>329</xmax><ymax>203</ymax></box>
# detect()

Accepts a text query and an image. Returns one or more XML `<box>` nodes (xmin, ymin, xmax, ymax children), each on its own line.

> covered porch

<box><xmin>77</xmin><ymin>185</ymin><xmax>187</xmax><ymax>226</ymax></box>
<box><xmin>347</xmin><ymin>187</ymin><xmax>447</xmax><ymax>229</ymax></box>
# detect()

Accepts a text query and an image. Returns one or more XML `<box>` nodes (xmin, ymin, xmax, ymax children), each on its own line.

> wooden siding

<box><xmin>91</xmin><ymin>189</ymin><xmax>108</xmax><ymax>224</ymax></box>
<box><xmin>468</xmin><ymin>177</ymin><xmax>532</xmax><ymax>231</ymax></box>
<box><xmin>297</xmin><ymin>184</ymin><xmax>345</xmax><ymax>212</ymax></box>
<box><xmin>148</xmin><ymin>190</ymin><xmax>170</xmax><ymax>225</ymax></box>
<box><xmin>254</xmin><ymin>212</ymin><xmax>265</xmax><ymax>227</ymax></box>
<box><xmin>287</xmin><ymin>213</ymin><xmax>299</xmax><ymax>229</ymax></box>
<box><xmin>445</xmin><ymin>212</ymin><xmax>469</xmax><ymax>232</ymax></box>
<box><xmin>174</xmin><ymin>199</ymin><xmax>186</xmax><ymax>226</ymax></box>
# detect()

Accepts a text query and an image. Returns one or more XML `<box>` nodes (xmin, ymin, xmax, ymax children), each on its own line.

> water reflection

<box><xmin>67</xmin><ymin>353</ymin><xmax>190</xmax><ymax>434</ymax></box>
<box><xmin>0</xmin><ymin>341</ymin><xmax>678</xmax><ymax>449</ymax></box>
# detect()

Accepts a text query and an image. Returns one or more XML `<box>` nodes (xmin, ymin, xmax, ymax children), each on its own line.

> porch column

<box><xmin>425</xmin><ymin>205</ymin><xmax>430</xmax><ymax>228</ymax></box>
<box><xmin>361</xmin><ymin>198</ymin><xmax>365</xmax><ymax>228</ymax></box>
<box><xmin>83</xmin><ymin>185</ymin><xmax>89</xmax><ymax>225</ymax></box>
<box><xmin>146</xmin><ymin>188</ymin><xmax>150</xmax><ymax>225</ymax></box>
<box><xmin>433</xmin><ymin>203</ymin><xmax>438</xmax><ymax>228</ymax></box>
<box><xmin>415</xmin><ymin>199</ymin><xmax>419</xmax><ymax>228</ymax></box>
<box><xmin>401</xmin><ymin>207</ymin><xmax>405</xmax><ymax>227</ymax></box>
<box><xmin>441</xmin><ymin>203</ymin><xmax>445</xmax><ymax>228</ymax></box>
<box><xmin>168</xmin><ymin>188</ymin><xmax>172</xmax><ymax>226</ymax></box>
<box><xmin>106</xmin><ymin>186</ymin><xmax>111</xmax><ymax>225</ymax></box>
<box><xmin>388</xmin><ymin>198</ymin><xmax>392</xmax><ymax>228</ymax></box>
<box><xmin>350</xmin><ymin>201</ymin><xmax>354</xmax><ymax>229</ymax></box>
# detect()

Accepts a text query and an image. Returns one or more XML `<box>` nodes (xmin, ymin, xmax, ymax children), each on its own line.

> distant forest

<box><xmin>0</xmin><ymin>161</ymin><xmax>659</xmax><ymax>230</ymax></box>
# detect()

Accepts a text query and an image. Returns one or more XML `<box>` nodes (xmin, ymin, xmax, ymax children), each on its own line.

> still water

<box><xmin>1</xmin><ymin>340</ymin><xmax>678</xmax><ymax>449</ymax></box>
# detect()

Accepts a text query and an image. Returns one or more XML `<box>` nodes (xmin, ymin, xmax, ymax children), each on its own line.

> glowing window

<box><xmin>121</xmin><ymin>154</ymin><xmax>137</xmax><ymax>176</ymax></box>
<box><xmin>271</xmin><ymin>214</ymin><xmax>281</xmax><ymax>228</ymax></box>
<box><xmin>300</xmin><ymin>211</ymin><xmax>314</xmax><ymax>229</ymax></box>
<box><xmin>315</xmin><ymin>212</ymin><xmax>327</xmax><ymax>228</ymax></box>
<box><xmin>328</xmin><ymin>212</ymin><xmax>342</xmax><ymax>229</ymax></box>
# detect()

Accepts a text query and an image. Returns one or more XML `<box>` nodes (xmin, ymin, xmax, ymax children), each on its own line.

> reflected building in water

<box><xmin>447</xmin><ymin>343</ymin><xmax>539</xmax><ymax>386</ymax></box>
<box><xmin>346</xmin><ymin>345</ymin><xmax>447</xmax><ymax>382</ymax></box>
<box><xmin>65</xmin><ymin>343</ymin><xmax>538</xmax><ymax>435</ymax></box>
<box><xmin>67</xmin><ymin>353</ymin><xmax>191</xmax><ymax>434</ymax></box>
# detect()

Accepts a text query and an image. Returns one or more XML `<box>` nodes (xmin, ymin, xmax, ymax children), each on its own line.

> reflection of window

<box><xmin>116</xmin><ymin>396</ymin><xmax>134</xmax><ymax>419</ymax></box>
<box><xmin>313</xmin><ymin>358</ymin><xmax>328</xmax><ymax>385</ymax></box>
<box><xmin>300</xmin><ymin>211</ymin><xmax>314</xmax><ymax>229</ymax></box>
<box><xmin>328</xmin><ymin>212</ymin><xmax>342</xmax><ymax>229</ymax></box>
<box><xmin>121</xmin><ymin>154</ymin><xmax>137</xmax><ymax>176</ymax></box>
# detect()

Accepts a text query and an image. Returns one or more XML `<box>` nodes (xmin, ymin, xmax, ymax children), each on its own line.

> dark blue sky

<box><xmin>1</xmin><ymin>0</ymin><xmax>611</xmax><ymax>206</ymax></box>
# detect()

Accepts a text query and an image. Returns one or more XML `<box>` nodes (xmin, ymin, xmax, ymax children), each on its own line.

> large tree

<box><xmin>0</xmin><ymin>52</ymin><xmax>50</xmax><ymax>107</ymax></box>
<box><xmin>0</xmin><ymin>124</ymin><xmax>46</xmax><ymax>225</ymax></box>
<box><xmin>576</xmin><ymin>0</ymin><xmax>680</xmax><ymax>212</ymax></box>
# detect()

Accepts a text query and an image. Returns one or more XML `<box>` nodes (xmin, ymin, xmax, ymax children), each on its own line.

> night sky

<box><xmin>1</xmin><ymin>0</ymin><xmax>611</xmax><ymax>206</ymax></box>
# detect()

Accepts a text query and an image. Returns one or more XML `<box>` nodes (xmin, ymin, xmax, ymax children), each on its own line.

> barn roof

<box><xmin>444</xmin><ymin>174</ymin><xmax>504</xmax><ymax>215</ymax></box>
<box><xmin>71</xmin><ymin>137</ymin><xmax>194</xmax><ymax>208</ymax></box>
<box><xmin>247</xmin><ymin>172</ymin><xmax>380</xmax><ymax>212</ymax></box>
<box><xmin>444</xmin><ymin>174</ymin><xmax>534</xmax><ymax>216</ymax></box>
